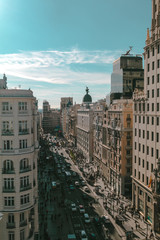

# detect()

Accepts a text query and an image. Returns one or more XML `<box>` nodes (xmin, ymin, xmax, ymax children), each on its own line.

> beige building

<box><xmin>132</xmin><ymin>0</ymin><xmax>160</xmax><ymax>233</ymax></box>
<box><xmin>103</xmin><ymin>99</ymin><xmax>133</xmax><ymax>196</ymax></box>
<box><xmin>0</xmin><ymin>78</ymin><xmax>39</xmax><ymax>239</ymax></box>
<box><xmin>77</xmin><ymin>88</ymin><xmax>93</xmax><ymax>162</ymax></box>
<box><xmin>93</xmin><ymin>100</ymin><xmax>106</xmax><ymax>173</ymax></box>
<box><xmin>68</xmin><ymin>104</ymin><xmax>80</xmax><ymax>146</ymax></box>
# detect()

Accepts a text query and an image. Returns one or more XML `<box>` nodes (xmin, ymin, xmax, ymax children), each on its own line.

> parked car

<box><xmin>84</xmin><ymin>213</ymin><xmax>90</xmax><ymax>223</ymax></box>
<box><xmin>70</xmin><ymin>185</ymin><xmax>75</xmax><ymax>191</ymax></box>
<box><xmin>75</xmin><ymin>181</ymin><xmax>80</xmax><ymax>187</ymax></box>
<box><xmin>81</xmin><ymin>181</ymin><xmax>87</xmax><ymax>186</ymax></box>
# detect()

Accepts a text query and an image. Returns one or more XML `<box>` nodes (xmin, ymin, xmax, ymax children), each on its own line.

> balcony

<box><xmin>3</xmin><ymin>187</ymin><xmax>15</xmax><ymax>193</ymax></box>
<box><xmin>126</xmin><ymin>117</ymin><xmax>131</xmax><ymax>121</ymax></box>
<box><xmin>6</xmin><ymin>222</ymin><xmax>16</xmax><ymax>229</ymax></box>
<box><xmin>20</xmin><ymin>165</ymin><xmax>31</xmax><ymax>173</ymax></box>
<box><xmin>20</xmin><ymin>183</ymin><xmax>32</xmax><ymax>192</ymax></box>
<box><xmin>2</xmin><ymin>129</ymin><xmax>14</xmax><ymax>136</ymax></box>
<box><xmin>19</xmin><ymin>129</ymin><xmax>29</xmax><ymax>135</ymax></box>
<box><xmin>19</xmin><ymin>219</ymin><xmax>27</xmax><ymax>227</ymax></box>
<box><xmin>2</xmin><ymin>168</ymin><xmax>15</xmax><ymax>174</ymax></box>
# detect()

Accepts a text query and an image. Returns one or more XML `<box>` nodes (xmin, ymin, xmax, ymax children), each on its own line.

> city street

<box><xmin>37</xmin><ymin>135</ymin><xmax>159</xmax><ymax>240</ymax></box>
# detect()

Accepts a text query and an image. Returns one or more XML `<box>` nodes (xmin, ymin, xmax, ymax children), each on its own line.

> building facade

<box><xmin>0</xmin><ymin>83</ymin><xmax>39</xmax><ymax>239</ymax></box>
<box><xmin>103</xmin><ymin>99</ymin><xmax>133</xmax><ymax>196</ymax></box>
<box><xmin>132</xmin><ymin>0</ymin><xmax>160</xmax><ymax>233</ymax></box>
<box><xmin>77</xmin><ymin>88</ymin><xmax>93</xmax><ymax>163</ymax></box>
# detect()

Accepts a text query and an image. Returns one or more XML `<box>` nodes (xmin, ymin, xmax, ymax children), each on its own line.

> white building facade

<box><xmin>132</xmin><ymin>0</ymin><xmax>160</xmax><ymax>233</ymax></box>
<box><xmin>0</xmin><ymin>88</ymin><xmax>39</xmax><ymax>239</ymax></box>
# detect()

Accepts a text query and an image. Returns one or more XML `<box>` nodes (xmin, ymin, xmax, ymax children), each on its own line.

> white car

<box><xmin>71</xmin><ymin>203</ymin><xmax>77</xmax><ymax>211</ymax></box>
<box><xmin>81</xmin><ymin>230</ymin><xmax>88</xmax><ymax>240</ymax></box>
<box><xmin>84</xmin><ymin>213</ymin><xmax>90</xmax><ymax>223</ymax></box>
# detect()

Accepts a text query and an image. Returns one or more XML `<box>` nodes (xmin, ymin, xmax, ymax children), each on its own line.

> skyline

<box><xmin>0</xmin><ymin>0</ymin><xmax>151</xmax><ymax>108</ymax></box>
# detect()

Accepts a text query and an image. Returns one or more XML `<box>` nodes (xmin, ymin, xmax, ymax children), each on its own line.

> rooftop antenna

<box><xmin>125</xmin><ymin>46</ymin><xmax>133</xmax><ymax>55</ymax></box>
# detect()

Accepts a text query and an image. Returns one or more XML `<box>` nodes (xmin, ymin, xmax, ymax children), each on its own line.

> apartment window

<box><xmin>157</xmin><ymin>133</ymin><xmax>159</xmax><ymax>142</ymax></box>
<box><xmin>152</xmin><ymin>61</ymin><xmax>155</xmax><ymax>70</ymax></box>
<box><xmin>134</xmin><ymin>103</ymin><xmax>137</xmax><ymax>111</ymax></box>
<box><xmin>139</xmin><ymin>143</ymin><xmax>141</xmax><ymax>151</ymax></box>
<box><xmin>135</xmin><ymin>115</ymin><xmax>137</xmax><ymax>122</ymax></box>
<box><xmin>152</xmin><ymin>47</ymin><xmax>155</xmax><ymax>56</ymax></box>
<box><xmin>134</xmin><ymin>156</ymin><xmax>136</xmax><ymax>163</ymax></box>
<box><xmin>158</xmin><ymin>59</ymin><xmax>160</xmax><ymax>68</ymax></box>
<box><xmin>147</xmin><ymin>146</ymin><xmax>149</xmax><ymax>155</ymax></box>
<box><xmin>158</xmin><ymin>44</ymin><xmax>160</xmax><ymax>54</ymax></box>
<box><xmin>139</xmin><ymin>158</ymin><xmax>141</xmax><ymax>166</ymax></box>
<box><xmin>147</xmin><ymin>77</ymin><xmax>150</xmax><ymax>85</ymax></box>
<box><xmin>20</xmin><ymin>212</ymin><xmax>24</xmax><ymax>222</ymax></box>
<box><xmin>147</xmin><ymin>90</ymin><xmax>150</xmax><ymax>98</ymax></box>
<box><xmin>20</xmin><ymin>158</ymin><xmax>29</xmax><ymax>170</ymax></box>
<box><xmin>157</xmin><ymin>73</ymin><xmax>160</xmax><ymax>83</ymax></box>
<box><xmin>8</xmin><ymin>232</ymin><xmax>15</xmax><ymax>240</ymax></box>
<box><xmin>151</xmin><ymin>147</ymin><xmax>154</xmax><ymax>157</ymax></box>
<box><xmin>19</xmin><ymin>140</ymin><xmax>27</xmax><ymax>149</ymax></box>
<box><xmin>147</xmin><ymin>103</ymin><xmax>149</xmax><ymax>111</ymax></box>
<box><xmin>134</xmin><ymin>169</ymin><xmax>136</xmax><ymax>177</ymax></box>
<box><xmin>152</xmin><ymin>117</ymin><xmax>154</xmax><ymax>125</ymax></box>
<box><xmin>18</xmin><ymin>102</ymin><xmax>27</xmax><ymax>111</ymax></box>
<box><xmin>3</xmin><ymin>160</ymin><xmax>14</xmax><ymax>171</ymax></box>
<box><xmin>142</xmin><ymin>159</ymin><xmax>144</xmax><ymax>168</ymax></box>
<box><xmin>20</xmin><ymin>176</ymin><xmax>29</xmax><ymax>188</ymax></box>
<box><xmin>142</xmin><ymin>174</ymin><xmax>144</xmax><ymax>182</ymax></box>
<box><xmin>147</xmin><ymin>49</ymin><xmax>150</xmax><ymax>58</ymax></box>
<box><xmin>135</xmin><ymin>142</ymin><xmax>137</xmax><ymax>150</ymax></box>
<box><xmin>20</xmin><ymin>229</ymin><xmax>25</xmax><ymax>240</ymax></box>
<box><xmin>135</xmin><ymin>128</ymin><xmax>137</xmax><ymax>136</ymax></box>
<box><xmin>20</xmin><ymin>194</ymin><xmax>30</xmax><ymax>205</ymax></box>
<box><xmin>138</xmin><ymin>171</ymin><xmax>140</xmax><ymax>180</ymax></box>
<box><xmin>157</xmin><ymin>103</ymin><xmax>159</xmax><ymax>111</ymax></box>
<box><xmin>4</xmin><ymin>197</ymin><xmax>14</xmax><ymax>206</ymax></box>
<box><xmin>157</xmin><ymin>149</ymin><xmax>159</xmax><ymax>159</ymax></box>
<box><xmin>139</xmin><ymin>103</ymin><xmax>141</xmax><ymax>112</ymax></box>
<box><xmin>143</xmin><ymin>130</ymin><xmax>145</xmax><ymax>138</ymax></box>
<box><xmin>152</xmin><ymin>103</ymin><xmax>154</xmax><ymax>111</ymax></box>
<box><xmin>147</xmin><ymin>131</ymin><xmax>149</xmax><ymax>140</ymax></box>
<box><xmin>139</xmin><ymin>116</ymin><xmax>141</xmax><ymax>123</ymax></box>
<box><xmin>157</xmin><ymin>117</ymin><xmax>159</xmax><ymax>125</ymax></box>
<box><xmin>148</xmin><ymin>63</ymin><xmax>150</xmax><ymax>72</ymax></box>
<box><xmin>157</xmin><ymin>89</ymin><xmax>159</xmax><ymax>97</ymax></box>
<box><xmin>3</xmin><ymin>140</ymin><xmax>13</xmax><ymax>150</ymax></box>
<box><xmin>4</xmin><ymin>178</ymin><xmax>14</xmax><ymax>190</ymax></box>
<box><xmin>146</xmin><ymin>177</ymin><xmax>149</xmax><ymax>185</ymax></box>
<box><xmin>151</xmin><ymin>132</ymin><xmax>154</xmax><ymax>141</ymax></box>
<box><xmin>2</xmin><ymin>102</ymin><xmax>9</xmax><ymax>111</ymax></box>
<box><xmin>152</xmin><ymin>89</ymin><xmax>154</xmax><ymax>98</ymax></box>
<box><xmin>151</xmin><ymin>164</ymin><xmax>154</xmax><ymax>172</ymax></box>
<box><xmin>143</xmin><ymin>103</ymin><xmax>145</xmax><ymax>112</ymax></box>
<box><xmin>8</xmin><ymin>214</ymin><xmax>14</xmax><ymax>224</ymax></box>
<box><xmin>147</xmin><ymin>161</ymin><xmax>149</xmax><ymax>170</ymax></box>
<box><xmin>19</xmin><ymin>121</ymin><xmax>27</xmax><ymax>133</ymax></box>
<box><xmin>143</xmin><ymin>116</ymin><xmax>145</xmax><ymax>124</ymax></box>
<box><xmin>143</xmin><ymin>145</ymin><xmax>145</xmax><ymax>153</ymax></box>
<box><xmin>139</xmin><ymin>129</ymin><xmax>141</xmax><ymax>137</ymax></box>
<box><xmin>152</xmin><ymin>75</ymin><xmax>154</xmax><ymax>84</ymax></box>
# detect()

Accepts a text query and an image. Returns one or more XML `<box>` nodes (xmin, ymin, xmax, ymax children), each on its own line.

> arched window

<box><xmin>20</xmin><ymin>158</ymin><xmax>29</xmax><ymax>170</ymax></box>
<box><xmin>3</xmin><ymin>160</ymin><xmax>14</xmax><ymax>172</ymax></box>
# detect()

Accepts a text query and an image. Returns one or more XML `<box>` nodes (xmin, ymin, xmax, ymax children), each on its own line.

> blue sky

<box><xmin>0</xmin><ymin>0</ymin><xmax>151</xmax><ymax>108</ymax></box>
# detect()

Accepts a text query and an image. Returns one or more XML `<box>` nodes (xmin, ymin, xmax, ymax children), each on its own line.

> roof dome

<box><xmin>67</xmin><ymin>99</ymin><xmax>72</xmax><ymax>108</ymax></box>
<box><xmin>83</xmin><ymin>87</ymin><xmax>92</xmax><ymax>103</ymax></box>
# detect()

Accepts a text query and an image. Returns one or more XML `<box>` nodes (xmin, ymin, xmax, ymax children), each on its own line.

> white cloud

<box><xmin>0</xmin><ymin>49</ymin><xmax>121</xmax><ymax>85</ymax></box>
